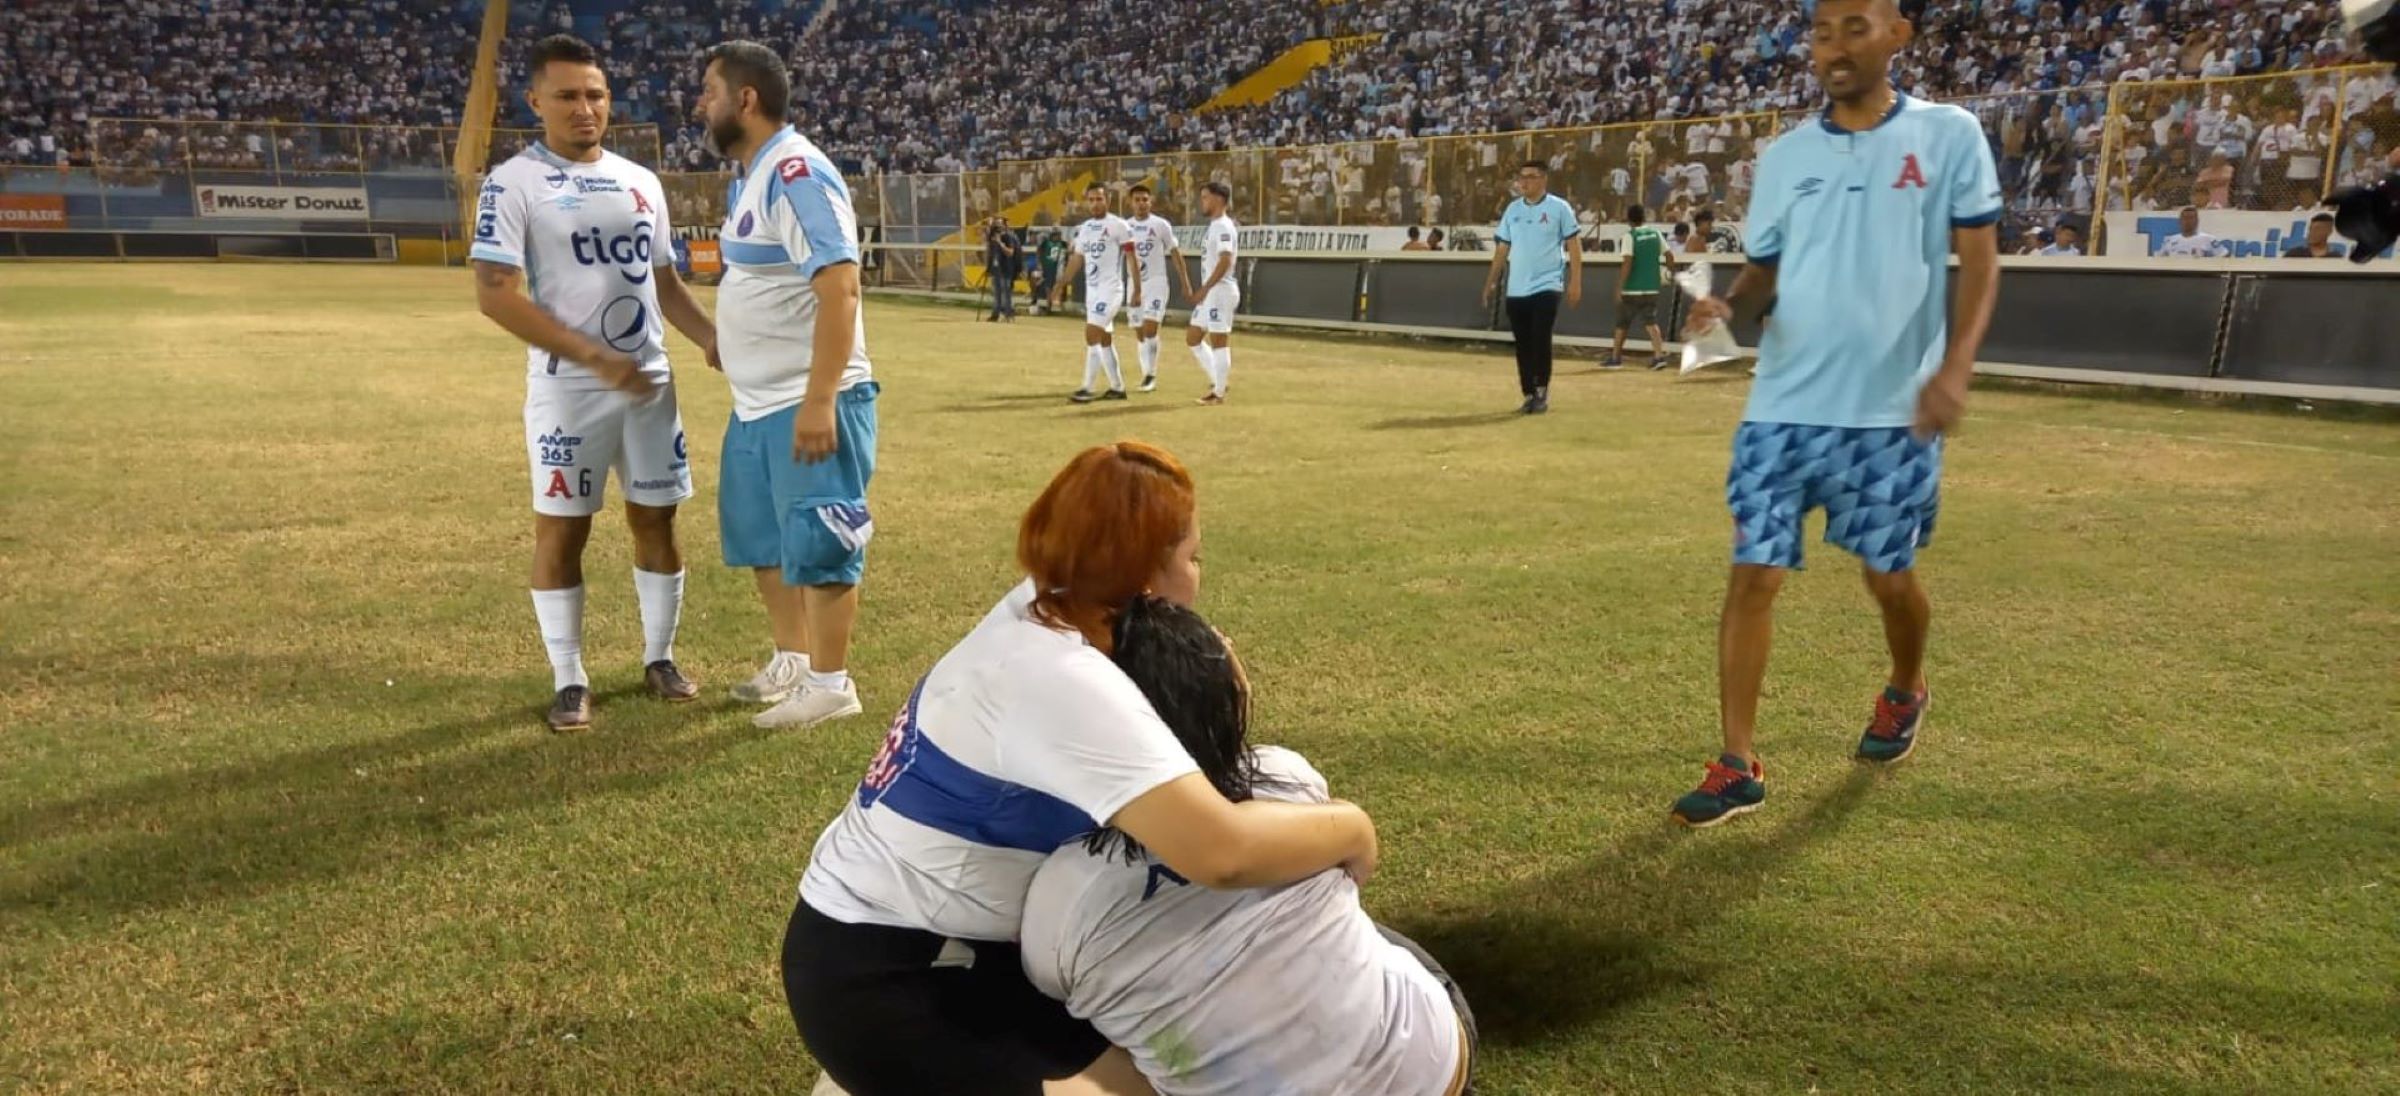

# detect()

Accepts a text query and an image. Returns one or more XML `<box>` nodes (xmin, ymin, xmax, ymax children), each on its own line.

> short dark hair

<box><xmin>1202</xmin><ymin>181</ymin><xmax>1231</xmax><ymax>201</ymax></box>
<box><xmin>1626</xmin><ymin>203</ymin><xmax>1647</xmax><ymax>225</ymax></box>
<box><xmin>704</xmin><ymin>40</ymin><xmax>791</xmax><ymax>121</ymax></box>
<box><xmin>1695</xmin><ymin>208</ymin><xmax>1716</xmax><ymax>223</ymax></box>
<box><xmin>1407</xmin><ymin>225</ymin><xmax>1422</xmax><ymax>238</ymax></box>
<box><xmin>2311</xmin><ymin>212</ymin><xmax>2337</xmax><ymax>225</ymax></box>
<box><xmin>1519</xmin><ymin>160</ymin><xmax>1548</xmax><ymax>175</ymax></box>
<box><xmin>1127</xmin><ymin>183</ymin><xmax>1151</xmax><ymax>196</ymax></box>
<box><xmin>1083</xmin><ymin>598</ymin><xmax>1261</xmax><ymax>864</ymax></box>
<box><xmin>528</xmin><ymin>34</ymin><xmax>600</xmax><ymax>81</ymax></box>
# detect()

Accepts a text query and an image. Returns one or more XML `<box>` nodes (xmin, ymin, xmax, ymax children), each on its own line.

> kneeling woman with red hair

<box><xmin>781</xmin><ymin>441</ymin><xmax>1382</xmax><ymax>1096</ymax></box>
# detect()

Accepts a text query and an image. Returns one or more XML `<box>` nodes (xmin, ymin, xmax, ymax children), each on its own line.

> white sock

<box><xmin>1101</xmin><ymin>345</ymin><xmax>1125</xmax><ymax>390</ymax></box>
<box><xmin>531</xmin><ymin>586</ymin><xmax>588</xmax><ymax>690</ymax></box>
<box><xmin>1081</xmin><ymin>346</ymin><xmax>1100</xmax><ymax>390</ymax></box>
<box><xmin>776</xmin><ymin>649</ymin><xmax>812</xmax><ymax>673</ymax></box>
<box><xmin>633</xmin><ymin>568</ymin><xmax>684</xmax><ymax>665</ymax></box>
<box><xmin>1190</xmin><ymin>341</ymin><xmax>1218</xmax><ymax>387</ymax></box>
<box><xmin>1139</xmin><ymin>336</ymin><xmax>1160</xmax><ymax>379</ymax></box>
<box><xmin>805</xmin><ymin>667</ymin><xmax>852</xmax><ymax>693</ymax></box>
<box><xmin>1213</xmin><ymin>346</ymin><xmax>1233</xmax><ymax>395</ymax></box>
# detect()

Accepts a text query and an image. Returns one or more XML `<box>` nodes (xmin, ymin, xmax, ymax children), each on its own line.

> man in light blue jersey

<box><xmin>1481</xmin><ymin>161</ymin><xmax>1583</xmax><ymax>415</ymax></box>
<box><xmin>696</xmin><ymin>42</ymin><xmax>880</xmax><ymax>731</ymax></box>
<box><xmin>1671</xmin><ymin>0</ymin><xmax>2003</xmax><ymax>827</ymax></box>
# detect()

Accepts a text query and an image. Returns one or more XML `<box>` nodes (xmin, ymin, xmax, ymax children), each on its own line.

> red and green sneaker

<box><xmin>1856</xmin><ymin>685</ymin><xmax>1929</xmax><ymax>763</ymax></box>
<box><xmin>1671</xmin><ymin>754</ymin><xmax>1766</xmax><ymax>828</ymax></box>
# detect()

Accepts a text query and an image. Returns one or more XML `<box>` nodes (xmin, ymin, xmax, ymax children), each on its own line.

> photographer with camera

<box><xmin>2332</xmin><ymin>0</ymin><xmax>2400</xmax><ymax>261</ymax></box>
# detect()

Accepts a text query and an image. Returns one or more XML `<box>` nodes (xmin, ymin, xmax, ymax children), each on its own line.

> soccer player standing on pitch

<box><xmin>697</xmin><ymin>42</ymin><xmax>880</xmax><ymax>730</ymax></box>
<box><xmin>1670</xmin><ymin>0</ymin><xmax>2002</xmax><ymax>827</ymax></box>
<box><xmin>1186</xmin><ymin>181</ymin><xmax>1241</xmax><ymax>405</ymax></box>
<box><xmin>471</xmin><ymin>35</ymin><xmax>718</xmax><ymax>733</ymax></box>
<box><xmin>1050</xmin><ymin>184</ymin><xmax>1138</xmax><ymax>403</ymax></box>
<box><xmin>1481</xmin><ymin>162</ymin><xmax>1582</xmax><ymax>415</ymax></box>
<box><xmin>1124</xmin><ymin>184</ymin><xmax>1190</xmax><ymax>393</ymax></box>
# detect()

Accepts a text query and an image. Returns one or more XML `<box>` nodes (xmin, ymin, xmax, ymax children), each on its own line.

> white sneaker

<box><xmin>754</xmin><ymin>681</ymin><xmax>863</xmax><ymax>729</ymax></box>
<box><xmin>731</xmin><ymin>652</ymin><xmax>808</xmax><ymax>704</ymax></box>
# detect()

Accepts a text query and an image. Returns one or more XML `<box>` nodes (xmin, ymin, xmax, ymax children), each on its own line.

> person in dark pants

<box><xmin>1481</xmin><ymin>161</ymin><xmax>1583</xmax><ymax>414</ymax></box>
<box><xmin>986</xmin><ymin>217</ymin><xmax>1021</xmax><ymax>321</ymax></box>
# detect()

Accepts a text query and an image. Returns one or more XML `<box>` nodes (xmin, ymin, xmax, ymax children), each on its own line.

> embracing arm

<box><xmin>1108</xmin><ymin>773</ymin><xmax>1378</xmax><ymax>889</ymax></box>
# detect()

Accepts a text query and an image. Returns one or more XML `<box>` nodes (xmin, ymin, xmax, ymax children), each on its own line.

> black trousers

<box><xmin>1504</xmin><ymin>291</ymin><xmax>1562</xmax><ymax>396</ymax></box>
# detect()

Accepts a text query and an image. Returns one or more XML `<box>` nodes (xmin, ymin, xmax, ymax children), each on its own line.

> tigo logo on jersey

<box><xmin>1893</xmin><ymin>154</ymin><xmax>1929</xmax><ymax>189</ymax></box>
<box><xmin>571</xmin><ymin>225</ymin><xmax>654</xmax><ymax>284</ymax></box>
<box><xmin>777</xmin><ymin>156</ymin><xmax>810</xmax><ymax>183</ymax></box>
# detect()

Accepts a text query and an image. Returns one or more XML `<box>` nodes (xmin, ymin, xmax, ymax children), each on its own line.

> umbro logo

<box><xmin>1796</xmin><ymin>177</ymin><xmax>1825</xmax><ymax>197</ymax></box>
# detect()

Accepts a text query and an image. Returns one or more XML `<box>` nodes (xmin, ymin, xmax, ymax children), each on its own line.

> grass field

<box><xmin>3</xmin><ymin>264</ymin><xmax>2396</xmax><ymax>1094</ymax></box>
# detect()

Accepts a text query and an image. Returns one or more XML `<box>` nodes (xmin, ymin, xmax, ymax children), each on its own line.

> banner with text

<box><xmin>2104</xmin><ymin>209</ymin><xmax>2395</xmax><ymax>261</ymax></box>
<box><xmin>0</xmin><ymin>194</ymin><xmax>67</xmax><ymax>230</ymax></box>
<box><xmin>195</xmin><ymin>184</ymin><xmax>371</xmax><ymax>221</ymax></box>
<box><xmin>1165</xmin><ymin>221</ymin><xmax>1747</xmax><ymax>255</ymax></box>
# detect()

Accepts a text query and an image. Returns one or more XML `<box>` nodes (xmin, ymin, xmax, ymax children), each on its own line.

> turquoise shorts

<box><xmin>719</xmin><ymin>383</ymin><xmax>880</xmax><ymax>586</ymax></box>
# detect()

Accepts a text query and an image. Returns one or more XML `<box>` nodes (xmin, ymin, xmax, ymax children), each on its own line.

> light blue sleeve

<box><xmin>764</xmin><ymin>156</ymin><xmax>862</xmax><ymax>277</ymax></box>
<box><xmin>1947</xmin><ymin>112</ymin><xmax>2005</xmax><ymax>229</ymax></box>
<box><xmin>1493</xmin><ymin>205</ymin><xmax>1514</xmax><ymax>246</ymax></box>
<box><xmin>1743</xmin><ymin>144</ymin><xmax>1790</xmax><ymax>266</ymax></box>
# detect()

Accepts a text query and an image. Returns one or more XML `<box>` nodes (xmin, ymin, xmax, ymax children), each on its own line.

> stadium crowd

<box><xmin>3</xmin><ymin>0</ymin><xmax>2390</xmax><ymax>234</ymax></box>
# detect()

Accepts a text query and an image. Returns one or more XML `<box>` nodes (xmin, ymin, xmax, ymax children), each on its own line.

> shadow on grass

<box><xmin>0</xmin><ymin>676</ymin><xmax>766</xmax><ymax>920</ymax></box>
<box><xmin>1064</xmin><ymin>403</ymin><xmax>1179</xmax><ymax>420</ymax></box>
<box><xmin>1388</xmin><ymin>768</ymin><xmax>1876</xmax><ymax>1050</ymax></box>
<box><xmin>1368</xmin><ymin>411</ymin><xmax>1525</xmax><ymax>431</ymax></box>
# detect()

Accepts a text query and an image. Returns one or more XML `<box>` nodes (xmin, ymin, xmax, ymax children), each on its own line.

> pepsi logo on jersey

<box><xmin>600</xmin><ymin>296</ymin><xmax>650</xmax><ymax>351</ymax></box>
<box><xmin>571</xmin><ymin>225</ymin><xmax>654</xmax><ymax>284</ymax></box>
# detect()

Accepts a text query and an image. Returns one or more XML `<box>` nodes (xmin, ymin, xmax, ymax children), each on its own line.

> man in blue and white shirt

<box><xmin>1481</xmin><ymin>161</ymin><xmax>1583</xmax><ymax>415</ymax></box>
<box><xmin>1672</xmin><ymin>0</ymin><xmax>2003</xmax><ymax>827</ymax></box>
<box><xmin>696</xmin><ymin>41</ymin><xmax>879</xmax><ymax>731</ymax></box>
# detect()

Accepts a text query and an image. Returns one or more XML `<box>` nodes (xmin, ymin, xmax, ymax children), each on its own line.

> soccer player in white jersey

<box><xmin>470</xmin><ymin>35</ymin><xmax>719</xmax><ymax>733</ymax></box>
<box><xmin>1048</xmin><ymin>183</ymin><xmax>1137</xmax><ymax>403</ymax></box>
<box><xmin>1022</xmin><ymin>597</ymin><xmax>1474</xmax><ymax>1096</ymax></box>
<box><xmin>1123</xmin><ymin>184</ymin><xmax>1190</xmax><ymax>394</ymax></box>
<box><xmin>696</xmin><ymin>42</ymin><xmax>880</xmax><ymax>730</ymax></box>
<box><xmin>1185</xmin><ymin>181</ymin><xmax>1241</xmax><ymax>405</ymax></box>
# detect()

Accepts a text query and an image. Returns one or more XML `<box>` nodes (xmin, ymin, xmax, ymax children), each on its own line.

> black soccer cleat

<box><xmin>546</xmin><ymin>685</ymin><xmax>593</xmax><ymax>734</ymax></box>
<box><xmin>1101</xmin><ymin>388</ymin><xmax>1128</xmax><ymax>401</ymax></box>
<box><xmin>645</xmin><ymin>660</ymin><xmax>700</xmax><ymax>703</ymax></box>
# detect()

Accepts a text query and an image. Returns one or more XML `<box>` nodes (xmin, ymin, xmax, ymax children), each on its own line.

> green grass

<box><xmin>3</xmin><ymin>265</ymin><xmax>2396</xmax><ymax>1094</ymax></box>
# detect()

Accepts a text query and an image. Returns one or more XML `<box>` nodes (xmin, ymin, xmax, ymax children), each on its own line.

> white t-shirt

<box><xmin>800</xmin><ymin>581</ymin><xmax>1201</xmax><ymax>941</ymax></box>
<box><xmin>1074</xmin><ymin>214</ymin><xmax>1137</xmax><ymax>301</ymax></box>
<box><xmin>469</xmin><ymin>144</ymin><xmax>673</xmax><ymax>391</ymax></box>
<box><xmin>716</xmin><ymin>126</ymin><xmax>873</xmax><ymax>421</ymax></box>
<box><xmin>1200</xmin><ymin>214</ymin><xmax>1240</xmax><ymax>293</ymax></box>
<box><xmin>1021</xmin><ymin>747</ymin><xmax>1463</xmax><ymax>1096</ymax></box>
<box><xmin>2160</xmin><ymin>232</ymin><xmax>2228</xmax><ymax>258</ymax></box>
<box><xmin>1127</xmin><ymin>213</ymin><xmax>1180</xmax><ymax>291</ymax></box>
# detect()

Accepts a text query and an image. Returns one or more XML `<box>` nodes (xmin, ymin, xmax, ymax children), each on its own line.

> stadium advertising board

<box><xmin>0</xmin><ymin>194</ymin><xmax>68</xmax><ymax>230</ymax></box>
<box><xmin>195</xmin><ymin>184</ymin><xmax>371</xmax><ymax>221</ymax></box>
<box><xmin>1168</xmin><ymin>221</ymin><xmax>1747</xmax><ymax>255</ymax></box>
<box><xmin>2104</xmin><ymin>209</ymin><xmax>2397</xmax><ymax>261</ymax></box>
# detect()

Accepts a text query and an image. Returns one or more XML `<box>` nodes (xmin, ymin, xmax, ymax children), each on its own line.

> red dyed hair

<box><xmin>1018</xmin><ymin>441</ymin><xmax>1196</xmax><ymax>652</ymax></box>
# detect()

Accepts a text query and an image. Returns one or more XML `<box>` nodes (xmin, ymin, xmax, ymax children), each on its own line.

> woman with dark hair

<box><xmin>781</xmin><ymin>441</ymin><xmax>1382</xmax><ymax>1096</ymax></box>
<box><xmin>1022</xmin><ymin>597</ymin><xmax>1478</xmax><ymax>1096</ymax></box>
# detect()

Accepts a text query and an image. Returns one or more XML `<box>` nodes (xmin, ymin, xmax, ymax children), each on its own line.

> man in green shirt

<box><xmin>1605</xmin><ymin>204</ymin><xmax>1675</xmax><ymax>369</ymax></box>
<box><xmin>1035</xmin><ymin>231</ymin><xmax>1068</xmax><ymax>314</ymax></box>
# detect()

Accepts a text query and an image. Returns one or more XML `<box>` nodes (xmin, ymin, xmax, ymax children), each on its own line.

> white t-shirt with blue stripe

<box><xmin>717</xmin><ymin>126</ymin><xmax>874</xmax><ymax>422</ymax></box>
<box><xmin>1741</xmin><ymin>95</ymin><xmax>2003</xmax><ymax>429</ymax></box>
<box><xmin>800</xmin><ymin>581</ymin><xmax>1201</xmax><ymax>942</ymax></box>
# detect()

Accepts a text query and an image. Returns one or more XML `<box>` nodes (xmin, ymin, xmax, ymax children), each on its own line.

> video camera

<box><xmin>2332</xmin><ymin>0</ymin><xmax>2400</xmax><ymax>263</ymax></box>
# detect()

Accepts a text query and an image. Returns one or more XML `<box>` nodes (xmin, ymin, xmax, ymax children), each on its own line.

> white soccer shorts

<box><xmin>523</xmin><ymin>381</ymin><xmax>693</xmax><ymax>517</ymax></box>
<box><xmin>1193</xmin><ymin>283</ymin><xmax>1241</xmax><ymax>335</ymax></box>
<box><xmin>1136</xmin><ymin>281</ymin><xmax>1172</xmax><ymax>325</ymax></box>
<box><xmin>1083</xmin><ymin>294</ymin><xmax>1124</xmax><ymax>330</ymax></box>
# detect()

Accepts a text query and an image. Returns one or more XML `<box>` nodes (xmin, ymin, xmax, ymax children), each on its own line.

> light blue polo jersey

<box><xmin>1495</xmin><ymin>192</ymin><xmax>1578</xmax><ymax>298</ymax></box>
<box><xmin>1741</xmin><ymin>95</ymin><xmax>2002</xmax><ymax>428</ymax></box>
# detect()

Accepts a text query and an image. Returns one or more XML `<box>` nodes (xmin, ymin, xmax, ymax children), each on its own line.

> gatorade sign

<box><xmin>195</xmin><ymin>184</ymin><xmax>371</xmax><ymax>221</ymax></box>
<box><xmin>0</xmin><ymin>194</ymin><xmax>67</xmax><ymax>230</ymax></box>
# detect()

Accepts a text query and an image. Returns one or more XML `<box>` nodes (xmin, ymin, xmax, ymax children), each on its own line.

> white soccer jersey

<box><xmin>1074</xmin><ymin>214</ymin><xmax>1137</xmax><ymax>302</ymax></box>
<box><xmin>1200</xmin><ymin>214</ymin><xmax>1239</xmax><ymax>292</ymax></box>
<box><xmin>717</xmin><ymin>126</ymin><xmax>873</xmax><ymax>422</ymax></box>
<box><xmin>1021</xmin><ymin>747</ymin><xmax>1463</xmax><ymax>1096</ymax></box>
<box><xmin>1128</xmin><ymin>214</ymin><xmax>1179</xmax><ymax>291</ymax></box>
<box><xmin>470</xmin><ymin>144</ymin><xmax>674</xmax><ymax>390</ymax></box>
<box><xmin>2160</xmin><ymin>232</ymin><xmax>2228</xmax><ymax>258</ymax></box>
<box><xmin>799</xmin><ymin>581</ymin><xmax>1200</xmax><ymax>942</ymax></box>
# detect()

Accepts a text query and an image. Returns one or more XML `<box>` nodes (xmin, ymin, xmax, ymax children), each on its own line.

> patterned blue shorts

<box><xmin>1727</xmin><ymin>422</ymin><xmax>1941</xmax><ymax>574</ymax></box>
